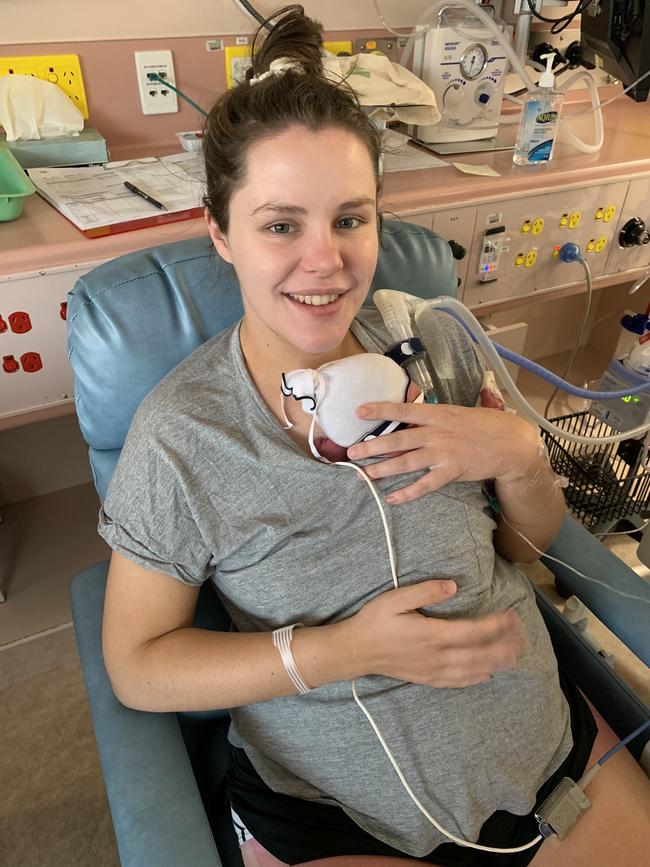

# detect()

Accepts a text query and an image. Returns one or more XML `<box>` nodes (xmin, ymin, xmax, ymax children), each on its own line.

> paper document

<box><xmin>381</xmin><ymin>130</ymin><xmax>448</xmax><ymax>173</ymax></box>
<box><xmin>27</xmin><ymin>152</ymin><xmax>206</xmax><ymax>236</ymax></box>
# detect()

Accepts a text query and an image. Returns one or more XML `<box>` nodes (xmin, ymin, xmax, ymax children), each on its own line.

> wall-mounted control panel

<box><xmin>422</xmin><ymin>177</ymin><xmax>650</xmax><ymax>307</ymax></box>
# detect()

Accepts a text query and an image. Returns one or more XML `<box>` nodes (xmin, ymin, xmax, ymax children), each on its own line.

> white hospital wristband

<box><xmin>272</xmin><ymin>623</ymin><xmax>311</xmax><ymax>695</ymax></box>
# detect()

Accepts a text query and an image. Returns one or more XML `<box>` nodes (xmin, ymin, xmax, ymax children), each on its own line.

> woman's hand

<box><xmin>346</xmin><ymin>402</ymin><xmax>540</xmax><ymax>505</ymax></box>
<box><xmin>347</xmin><ymin>579</ymin><xmax>526</xmax><ymax>688</ymax></box>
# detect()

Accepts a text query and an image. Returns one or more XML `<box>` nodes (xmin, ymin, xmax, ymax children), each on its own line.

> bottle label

<box><xmin>535</xmin><ymin>110</ymin><xmax>558</xmax><ymax>124</ymax></box>
<box><xmin>528</xmin><ymin>139</ymin><xmax>553</xmax><ymax>161</ymax></box>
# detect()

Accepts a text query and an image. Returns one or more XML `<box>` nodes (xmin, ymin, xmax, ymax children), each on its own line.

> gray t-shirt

<box><xmin>99</xmin><ymin>307</ymin><xmax>572</xmax><ymax>857</ymax></box>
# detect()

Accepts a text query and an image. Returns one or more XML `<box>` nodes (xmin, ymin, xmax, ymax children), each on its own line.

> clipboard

<box><xmin>27</xmin><ymin>152</ymin><xmax>205</xmax><ymax>238</ymax></box>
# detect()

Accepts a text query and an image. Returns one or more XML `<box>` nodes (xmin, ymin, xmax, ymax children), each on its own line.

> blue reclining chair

<box><xmin>68</xmin><ymin>220</ymin><xmax>650</xmax><ymax>867</ymax></box>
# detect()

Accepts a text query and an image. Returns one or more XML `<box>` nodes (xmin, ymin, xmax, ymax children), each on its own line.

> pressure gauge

<box><xmin>460</xmin><ymin>44</ymin><xmax>488</xmax><ymax>80</ymax></box>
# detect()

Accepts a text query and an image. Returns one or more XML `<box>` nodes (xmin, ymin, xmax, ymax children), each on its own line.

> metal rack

<box><xmin>543</xmin><ymin>411</ymin><xmax>650</xmax><ymax>533</ymax></box>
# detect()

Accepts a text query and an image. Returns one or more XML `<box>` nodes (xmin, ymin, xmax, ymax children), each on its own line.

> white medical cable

<box><xmin>592</xmin><ymin>520</ymin><xmax>649</xmax><ymax>538</ymax></box>
<box><xmin>374</xmin><ymin>289</ymin><xmax>650</xmax><ymax>446</ymax></box>
<box><xmin>372</xmin><ymin>0</ymin><xmax>430</xmax><ymax>44</ymax></box>
<box><xmin>333</xmin><ymin>460</ymin><xmax>543</xmax><ymax>853</ymax></box>
<box><xmin>499</xmin><ymin>513</ymin><xmax>650</xmax><ymax>605</ymax></box>
<box><xmin>562</xmin><ymin>66</ymin><xmax>650</xmax><ymax>120</ymax></box>
<box><xmin>329</xmin><ymin>448</ymin><xmax>650</xmax><ymax>852</ymax></box>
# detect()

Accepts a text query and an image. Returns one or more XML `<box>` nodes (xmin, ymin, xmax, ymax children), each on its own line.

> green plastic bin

<box><xmin>0</xmin><ymin>146</ymin><xmax>36</xmax><ymax>221</ymax></box>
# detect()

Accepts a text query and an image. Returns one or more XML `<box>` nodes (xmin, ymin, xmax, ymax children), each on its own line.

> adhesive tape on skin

<box><xmin>282</xmin><ymin>353</ymin><xmax>410</xmax><ymax>447</ymax></box>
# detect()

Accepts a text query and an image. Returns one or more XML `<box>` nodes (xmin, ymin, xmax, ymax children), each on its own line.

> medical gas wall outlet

<box><xmin>513</xmin><ymin>54</ymin><xmax>564</xmax><ymax>165</ymax></box>
<box><xmin>134</xmin><ymin>50</ymin><xmax>178</xmax><ymax>115</ymax></box>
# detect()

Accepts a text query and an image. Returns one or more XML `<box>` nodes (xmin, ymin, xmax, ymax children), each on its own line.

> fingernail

<box><xmin>357</xmin><ymin>406</ymin><xmax>369</xmax><ymax>418</ymax></box>
<box><xmin>442</xmin><ymin>580</ymin><xmax>457</xmax><ymax>595</ymax></box>
<box><xmin>385</xmin><ymin>494</ymin><xmax>398</xmax><ymax>505</ymax></box>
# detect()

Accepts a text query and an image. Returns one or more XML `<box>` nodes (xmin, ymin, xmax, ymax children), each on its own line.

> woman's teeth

<box><xmin>287</xmin><ymin>293</ymin><xmax>338</xmax><ymax>306</ymax></box>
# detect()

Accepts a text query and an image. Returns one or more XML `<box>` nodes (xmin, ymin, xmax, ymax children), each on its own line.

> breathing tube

<box><xmin>373</xmin><ymin>290</ymin><xmax>650</xmax><ymax>446</ymax></box>
<box><xmin>399</xmin><ymin>0</ymin><xmax>604</xmax><ymax>154</ymax></box>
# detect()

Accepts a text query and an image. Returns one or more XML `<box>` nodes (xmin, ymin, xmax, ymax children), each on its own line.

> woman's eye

<box><xmin>336</xmin><ymin>216</ymin><xmax>362</xmax><ymax>229</ymax></box>
<box><xmin>268</xmin><ymin>223</ymin><xmax>294</xmax><ymax>234</ymax></box>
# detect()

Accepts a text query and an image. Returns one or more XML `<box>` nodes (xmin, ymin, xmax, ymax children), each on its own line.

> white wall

<box><xmin>1</xmin><ymin>0</ymin><xmax>428</xmax><ymax>44</ymax></box>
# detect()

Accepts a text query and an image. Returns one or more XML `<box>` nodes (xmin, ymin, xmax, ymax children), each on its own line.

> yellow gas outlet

<box><xmin>521</xmin><ymin>220</ymin><xmax>531</xmax><ymax>234</ymax></box>
<box><xmin>559</xmin><ymin>213</ymin><xmax>569</xmax><ymax>228</ymax></box>
<box><xmin>532</xmin><ymin>217</ymin><xmax>544</xmax><ymax>236</ymax></box>
<box><xmin>568</xmin><ymin>211</ymin><xmax>581</xmax><ymax>229</ymax></box>
<box><xmin>603</xmin><ymin>205</ymin><xmax>616</xmax><ymax>223</ymax></box>
<box><xmin>515</xmin><ymin>253</ymin><xmax>525</xmax><ymax>267</ymax></box>
<box><xmin>0</xmin><ymin>54</ymin><xmax>88</xmax><ymax>118</ymax></box>
<box><xmin>594</xmin><ymin>208</ymin><xmax>604</xmax><ymax>221</ymax></box>
<box><xmin>587</xmin><ymin>239</ymin><xmax>596</xmax><ymax>253</ymax></box>
<box><xmin>524</xmin><ymin>249</ymin><xmax>538</xmax><ymax>268</ymax></box>
<box><xmin>595</xmin><ymin>235</ymin><xmax>607</xmax><ymax>252</ymax></box>
<box><xmin>225</xmin><ymin>40</ymin><xmax>352</xmax><ymax>87</ymax></box>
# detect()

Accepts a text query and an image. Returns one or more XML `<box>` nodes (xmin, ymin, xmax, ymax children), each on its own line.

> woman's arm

<box><xmin>102</xmin><ymin>551</ymin><xmax>525</xmax><ymax>712</ymax></box>
<box><xmin>493</xmin><ymin>442</ymin><xmax>567</xmax><ymax>563</ymax></box>
<box><xmin>347</xmin><ymin>402</ymin><xmax>567</xmax><ymax>564</ymax></box>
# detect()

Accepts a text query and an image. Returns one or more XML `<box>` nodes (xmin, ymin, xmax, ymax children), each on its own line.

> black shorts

<box><xmin>227</xmin><ymin>670</ymin><xmax>597</xmax><ymax>866</ymax></box>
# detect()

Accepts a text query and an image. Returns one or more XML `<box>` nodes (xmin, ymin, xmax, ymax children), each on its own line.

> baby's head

<box><xmin>281</xmin><ymin>352</ymin><xmax>422</xmax><ymax>461</ymax></box>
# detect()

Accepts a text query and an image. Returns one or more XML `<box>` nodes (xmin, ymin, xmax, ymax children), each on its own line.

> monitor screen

<box><xmin>580</xmin><ymin>0</ymin><xmax>650</xmax><ymax>101</ymax></box>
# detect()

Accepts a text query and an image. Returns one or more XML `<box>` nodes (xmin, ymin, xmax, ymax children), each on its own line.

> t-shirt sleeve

<box><xmin>98</xmin><ymin>398</ymin><xmax>215</xmax><ymax>587</ymax></box>
<box><xmin>414</xmin><ymin>307</ymin><xmax>486</xmax><ymax>407</ymax></box>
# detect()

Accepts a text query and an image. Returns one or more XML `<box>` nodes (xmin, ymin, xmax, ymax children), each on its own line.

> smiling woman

<box><xmin>97</xmin><ymin>5</ymin><xmax>650</xmax><ymax>867</ymax></box>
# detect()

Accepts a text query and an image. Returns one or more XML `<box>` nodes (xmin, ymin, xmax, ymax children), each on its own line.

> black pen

<box><xmin>123</xmin><ymin>181</ymin><xmax>167</xmax><ymax>211</ymax></box>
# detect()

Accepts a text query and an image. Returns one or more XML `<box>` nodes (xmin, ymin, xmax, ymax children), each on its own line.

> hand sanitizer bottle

<box><xmin>513</xmin><ymin>54</ymin><xmax>564</xmax><ymax>165</ymax></box>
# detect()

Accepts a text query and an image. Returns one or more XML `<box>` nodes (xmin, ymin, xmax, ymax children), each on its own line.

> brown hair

<box><xmin>202</xmin><ymin>5</ymin><xmax>382</xmax><ymax>232</ymax></box>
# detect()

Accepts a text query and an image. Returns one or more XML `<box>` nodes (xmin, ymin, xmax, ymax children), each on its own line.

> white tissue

<box><xmin>0</xmin><ymin>74</ymin><xmax>84</xmax><ymax>141</ymax></box>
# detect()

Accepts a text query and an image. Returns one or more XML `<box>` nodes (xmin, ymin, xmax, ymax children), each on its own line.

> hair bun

<box><xmin>248</xmin><ymin>5</ymin><xmax>324</xmax><ymax>81</ymax></box>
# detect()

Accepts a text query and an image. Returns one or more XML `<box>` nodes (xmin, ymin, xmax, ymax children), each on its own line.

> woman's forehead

<box><xmin>237</xmin><ymin>126</ymin><xmax>377</xmax><ymax>201</ymax></box>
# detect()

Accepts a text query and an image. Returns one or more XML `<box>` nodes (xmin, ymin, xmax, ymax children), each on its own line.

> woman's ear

<box><xmin>205</xmin><ymin>209</ymin><xmax>232</xmax><ymax>263</ymax></box>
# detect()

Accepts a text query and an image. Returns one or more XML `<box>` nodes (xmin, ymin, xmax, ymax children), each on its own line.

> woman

<box><xmin>100</xmin><ymin>7</ymin><xmax>650</xmax><ymax>867</ymax></box>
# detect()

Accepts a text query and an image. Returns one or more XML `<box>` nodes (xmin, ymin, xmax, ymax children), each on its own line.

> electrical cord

<box><xmin>561</xmin><ymin>66</ymin><xmax>650</xmax><ymax>119</ymax></box>
<box><xmin>525</xmin><ymin>0</ymin><xmax>595</xmax><ymax>35</ymax></box>
<box><xmin>329</xmin><ymin>461</ymin><xmax>650</xmax><ymax>853</ymax></box>
<box><xmin>146</xmin><ymin>73</ymin><xmax>208</xmax><ymax>116</ymax></box>
<box><xmin>543</xmin><ymin>256</ymin><xmax>593</xmax><ymax>420</ymax></box>
<box><xmin>230</xmin><ymin>0</ymin><xmax>272</xmax><ymax>30</ymax></box>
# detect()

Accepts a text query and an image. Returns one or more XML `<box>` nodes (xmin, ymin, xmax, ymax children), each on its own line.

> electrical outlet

<box><xmin>0</xmin><ymin>54</ymin><xmax>89</xmax><ymax>117</ymax></box>
<box><xmin>134</xmin><ymin>50</ymin><xmax>178</xmax><ymax>115</ymax></box>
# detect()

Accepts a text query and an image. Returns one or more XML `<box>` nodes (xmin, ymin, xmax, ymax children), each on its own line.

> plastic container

<box><xmin>0</xmin><ymin>146</ymin><xmax>36</xmax><ymax>221</ymax></box>
<box><xmin>175</xmin><ymin>131</ymin><xmax>203</xmax><ymax>153</ymax></box>
<box><xmin>513</xmin><ymin>54</ymin><xmax>564</xmax><ymax>165</ymax></box>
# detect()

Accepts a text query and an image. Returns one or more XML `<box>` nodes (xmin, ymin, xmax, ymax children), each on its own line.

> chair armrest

<box><xmin>543</xmin><ymin>515</ymin><xmax>650</xmax><ymax>666</ymax></box>
<box><xmin>534</xmin><ymin>587</ymin><xmax>650</xmax><ymax>767</ymax></box>
<box><xmin>70</xmin><ymin>562</ymin><xmax>222</xmax><ymax>867</ymax></box>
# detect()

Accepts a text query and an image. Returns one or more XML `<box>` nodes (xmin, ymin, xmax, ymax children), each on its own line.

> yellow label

<box><xmin>0</xmin><ymin>54</ymin><xmax>88</xmax><ymax>118</ymax></box>
<box><xmin>226</xmin><ymin>40</ymin><xmax>353</xmax><ymax>88</ymax></box>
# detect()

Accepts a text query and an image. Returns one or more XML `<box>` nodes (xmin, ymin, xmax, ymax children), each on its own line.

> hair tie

<box><xmin>249</xmin><ymin>56</ymin><xmax>305</xmax><ymax>86</ymax></box>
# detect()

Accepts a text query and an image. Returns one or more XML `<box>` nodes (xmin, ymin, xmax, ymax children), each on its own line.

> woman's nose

<box><xmin>300</xmin><ymin>229</ymin><xmax>344</xmax><ymax>275</ymax></box>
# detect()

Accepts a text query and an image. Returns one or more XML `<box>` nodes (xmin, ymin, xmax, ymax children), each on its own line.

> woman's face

<box><xmin>207</xmin><ymin>125</ymin><xmax>379</xmax><ymax>365</ymax></box>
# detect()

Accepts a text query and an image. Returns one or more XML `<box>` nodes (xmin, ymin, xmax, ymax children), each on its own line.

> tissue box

<box><xmin>0</xmin><ymin>147</ymin><xmax>36</xmax><ymax>221</ymax></box>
